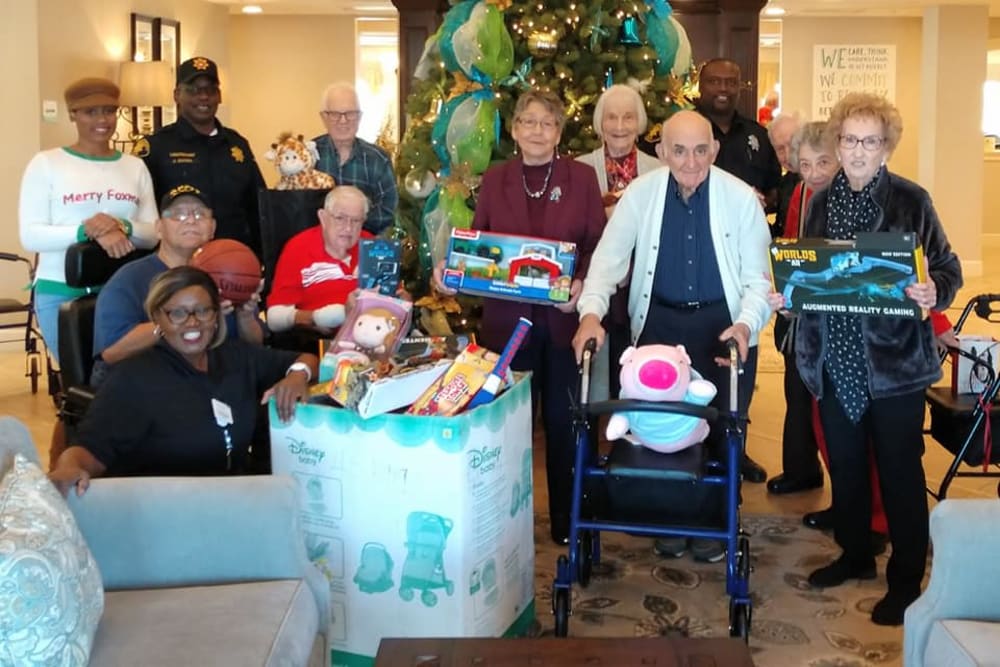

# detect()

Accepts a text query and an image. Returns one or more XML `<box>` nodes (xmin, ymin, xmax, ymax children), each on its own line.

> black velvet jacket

<box><xmin>794</xmin><ymin>168</ymin><xmax>963</xmax><ymax>400</ymax></box>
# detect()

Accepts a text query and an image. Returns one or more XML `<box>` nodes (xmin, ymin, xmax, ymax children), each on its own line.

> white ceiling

<box><xmin>207</xmin><ymin>0</ymin><xmax>1000</xmax><ymax>17</ymax></box>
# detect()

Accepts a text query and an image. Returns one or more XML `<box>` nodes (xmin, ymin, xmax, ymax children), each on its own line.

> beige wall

<box><xmin>36</xmin><ymin>0</ymin><xmax>230</xmax><ymax>151</ymax></box>
<box><xmin>228</xmin><ymin>15</ymin><xmax>364</xmax><ymax>187</ymax></box>
<box><xmin>781</xmin><ymin>17</ymin><xmax>923</xmax><ymax>181</ymax></box>
<box><xmin>985</xmin><ymin>158</ymin><xmax>1000</xmax><ymax>235</ymax></box>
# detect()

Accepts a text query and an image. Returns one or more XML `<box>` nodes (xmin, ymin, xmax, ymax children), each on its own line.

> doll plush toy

<box><xmin>264</xmin><ymin>132</ymin><xmax>336</xmax><ymax>190</ymax></box>
<box><xmin>606</xmin><ymin>344</ymin><xmax>717</xmax><ymax>453</ymax></box>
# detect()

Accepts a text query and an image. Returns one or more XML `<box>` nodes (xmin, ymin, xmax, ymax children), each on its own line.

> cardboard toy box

<box><xmin>442</xmin><ymin>229</ymin><xmax>577</xmax><ymax>304</ymax></box>
<box><xmin>270</xmin><ymin>377</ymin><xmax>536</xmax><ymax>667</ymax></box>
<box><xmin>769</xmin><ymin>232</ymin><xmax>927</xmax><ymax>318</ymax></box>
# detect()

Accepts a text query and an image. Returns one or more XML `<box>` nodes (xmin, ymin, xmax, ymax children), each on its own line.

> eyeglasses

<box><xmin>162</xmin><ymin>208</ymin><xmax>212</xmax><ymax>223</ymax></box>
<box><xmin>516</xmin><ymin>117</ymin><xmax>559</xmax><ymax>131</ymax></box>
<box><xmin>161</xmin><ymin>305</ymin><xmax>217</xmax><ymax>325</ymax></box>
<box><xmin>321</xmin><ymin>110</ymin><xmax>362</xmax><ymax>123</ymax></box>
<box><xmin>327</xmin><ymin>212</ymin><xmax>364</xmax><ymax>227</ymax></box>
<box><xmin>838</xmin><ymin>134</ymin><xmax>886</xmax><ymax>151</ymax></box>
<box><xmin>75</xmin><ymin>106</ymin><xmax>119</xmax><ymax>118</ymax></box>
<box><xmin>180</xmin><ymin>84</ymin><xmax>220</xmax><ymax>96</ymax></box>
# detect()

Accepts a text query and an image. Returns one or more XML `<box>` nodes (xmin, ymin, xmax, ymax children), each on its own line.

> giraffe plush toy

<box><xmin>264</xmin><ymin>132</ymin><xmax>336</xmax><ymax>190</ymax></box>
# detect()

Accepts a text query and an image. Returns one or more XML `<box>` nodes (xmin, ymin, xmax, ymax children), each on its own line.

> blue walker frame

<box><xmin>551</xmin><ymin>338</ymin><xmax>752</xmax><ymax>640</ymax></box>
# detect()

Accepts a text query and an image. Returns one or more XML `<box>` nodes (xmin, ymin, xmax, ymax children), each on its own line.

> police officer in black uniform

<box><xmin>695</xmin><ymin>58</ymin><xmax>782</xmax><ymax>215</ymax></box>
<box><xmin>134</xmin><ymin>57</ymin><xmax>266</xmax><ymax>256</ymax></box>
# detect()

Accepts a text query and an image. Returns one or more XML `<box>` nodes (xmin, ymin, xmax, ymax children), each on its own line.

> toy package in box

<box><xmin>407</xmin><ymin>344</ymin><xmax>499</xmax><ymax>417</ymax></box>
<box><xmin>357</xmin><ymin>238</ymin><xmax>401</xmax><ymax>296</ymax></box>
<box><xmin>442</xmin><ymin>229</ymin><xmax>576</xmax><ymax>304</ymax></box>
<box><xmin>269</xmin><ymin>376</ymin><xmax>536</xmax><ymax>666</ymax></box>
<box><xmin>769</xmin><ymin>232</ymin><xmax>927</xmax><ymax>319</ymax></box>
<box><xmin>329</xmin><ymin>292</ymin><xmax>412</xmax><ymax>363</ymax></box>
<box><xmin>329</xmin><ymin>358</ymin><xmax>452</xmax><ymax>419</ymax></box>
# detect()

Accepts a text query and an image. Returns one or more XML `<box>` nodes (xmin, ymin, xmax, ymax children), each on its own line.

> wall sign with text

<box><xmin>812</xmin><ymin>45</ymin><xmax>896</xmax><ymax>120</ymax></box>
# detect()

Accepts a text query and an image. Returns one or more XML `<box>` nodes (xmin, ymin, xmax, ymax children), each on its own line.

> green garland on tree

<box><xmin>393</xmin><ymin>0</ymin><xmax>698</xmax><ymax>335</ymax></box>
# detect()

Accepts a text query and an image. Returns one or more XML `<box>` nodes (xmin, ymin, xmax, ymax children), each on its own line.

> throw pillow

<box><xmin>0</xmin><ymin>453</ymin><xmax>104</xmax><ymax>666</ymax></box>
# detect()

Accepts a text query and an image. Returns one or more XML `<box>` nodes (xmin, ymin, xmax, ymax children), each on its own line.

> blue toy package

<box><xmin>442</xmin><ymin>229</ymin><xmax>577</xmax><ymax>304</ymax></box>
<box><xmin>358</xmin><ymin>238</ymin><xmax>401</xmax><ymax>296</ymax></box>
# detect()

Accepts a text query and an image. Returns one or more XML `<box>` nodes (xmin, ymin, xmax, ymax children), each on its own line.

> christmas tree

<box><xmin>392</xmin><ymin>0</ymin><xmax>697</xmax><ymax>334</ymax></box>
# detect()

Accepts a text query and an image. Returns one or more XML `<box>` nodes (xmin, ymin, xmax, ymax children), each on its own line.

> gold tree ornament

<box><xmin>564</xmin><ymin>90</ymin><xmax>598</xmax><ymax>118</ymax></box>
<box><xmin>527</xmin><ymin>30</ymin><xmax>559</xmax><ymax>57</ymax></box>
<box><xmin>485</xmin><ymin>0</ymin><xmax>513</xmax><ymax>9</ymax></box>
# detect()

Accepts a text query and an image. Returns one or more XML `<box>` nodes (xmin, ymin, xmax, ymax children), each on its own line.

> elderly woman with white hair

<box><xmin>577</xmin><ymin>84</ymin><xmax>661</xmax><ymax>398</ymax></box>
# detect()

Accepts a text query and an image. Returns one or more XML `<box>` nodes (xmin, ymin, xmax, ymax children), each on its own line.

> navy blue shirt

<box><xmin>652</xmin><ymin>174</ymin><xmax>725</xmax><ymax>304</ymax></box>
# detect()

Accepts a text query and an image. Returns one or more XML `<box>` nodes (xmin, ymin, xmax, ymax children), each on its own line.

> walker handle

<box><xmin>725</xmin><ymin>338</ymin><xmax>741</xmax><ymax>414</ymax></box>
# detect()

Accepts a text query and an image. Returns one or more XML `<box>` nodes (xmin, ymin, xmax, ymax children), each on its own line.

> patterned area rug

<box><xmin>532</xmin><ymin>513</ymin><xmax>908</xmax><ymax>667</ymax></box>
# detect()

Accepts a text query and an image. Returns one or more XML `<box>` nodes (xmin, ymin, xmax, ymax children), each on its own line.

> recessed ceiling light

<box><xmin>763</xmin><ymin>5</ymin><xmax>786</xmax><ymax>15</ymax></box>
<box><xmin>242</xmin><ymin>5</ymin><xmax>263</xmax><ymax>14</ymax></box>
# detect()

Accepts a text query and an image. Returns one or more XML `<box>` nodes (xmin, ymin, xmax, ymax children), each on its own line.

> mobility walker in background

<box><xmin>925</xmin><ymin>293</ymin><xmax>1000</xmax><ymax>499</ymax></box>
<box><xmin>552</xmin><ymin>338</ymin><xmax>752</xmax><ymax>640</ymax></box>
<box><xmin>0</xmin><ymin>252</ymin><xmax>59</xmax><ymax>399</ymax></box>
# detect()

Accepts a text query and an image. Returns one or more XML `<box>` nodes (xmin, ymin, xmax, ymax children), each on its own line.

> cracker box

<box><xmin>270</xmin><ymin>376</ymin><xmax>536</xmax><ymax>666</ymax></box>
<box><xmin>442</xmin><ymin>229</ymin><xmax>577</xmax><ymax>304</ymax></box>
<box><xmin>769</xmin><ymin>232</ymin><xmax>927</xmax><ymax>319</ymax></box>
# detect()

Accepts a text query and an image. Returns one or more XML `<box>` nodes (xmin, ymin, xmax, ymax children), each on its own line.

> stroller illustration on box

<box><xmin>399</xmin><ymin>511</ymin><xmax>456</xmax><ymax>607</ymax></box>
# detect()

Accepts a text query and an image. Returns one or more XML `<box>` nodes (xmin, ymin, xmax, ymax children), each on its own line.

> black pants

<box><xmin>510</xmin><ymin>319</ymin><xmax>578</xmax><ymax>520</ymax></box>
<box><xmin>638</xmin><ymin>300</ymin><xmax>757</xmax><ymax>456</ymax></box>
<box><xmin>818</xmin><ymin>372</ymin><xmax>928</xmax><ymax>595</ymax></box>
<box><xmin>780</xmin><ymin>351</ymin><xmax>822</xmax><ymax>479</ymax></box>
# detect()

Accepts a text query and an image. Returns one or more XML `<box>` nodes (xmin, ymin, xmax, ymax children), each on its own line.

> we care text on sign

<box><xmin>812</xmin><ymin>45</ymin><xmax>896</xmax><ymax>120</ymax></box>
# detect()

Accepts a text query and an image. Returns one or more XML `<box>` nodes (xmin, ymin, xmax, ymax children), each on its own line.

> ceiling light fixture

<box><xmin>763</xmin><ymin>5</ymin><xmax>786</xmax><ymax>16</ymax></box>
<box><xmin>242</xmin><ymin>5</ymin><xmax>263</xmax><ymax>14</ymax></box>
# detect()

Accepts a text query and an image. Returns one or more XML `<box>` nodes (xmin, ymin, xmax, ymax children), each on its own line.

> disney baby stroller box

<box><xmin>399</xmin><ymin>511</ymin><xmax>456</xmax><ymax>608</ymax></box>
<box><xmin>552</xmin><ymin>339</ymin><xmax>752</xmax><ymax>640</ymax></box>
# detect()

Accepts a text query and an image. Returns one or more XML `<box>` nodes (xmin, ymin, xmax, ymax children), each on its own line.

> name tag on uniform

<box><xmin>212</xmin><ymin>398</ymin><xmax>233</xmax><ymax>428</ymax></box>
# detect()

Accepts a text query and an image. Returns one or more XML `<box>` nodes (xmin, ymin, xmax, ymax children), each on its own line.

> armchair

<box><xmin>903</xmin><ymin>499</ymin><xmax>1000</xmax><ymax>666</ymax></box>
<box><xmin>0</xmin><ymin>416</ymin><xmax>330</xmax><ymax>666</ymax></box>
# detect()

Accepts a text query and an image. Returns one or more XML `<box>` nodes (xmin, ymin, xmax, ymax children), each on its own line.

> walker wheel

<box><xmin>28</xmin><ymin>355</ymin><xmax>39</xmax><ymax>394</ymax></box>
<box><xmin>729</xmin><ymin>600</ymin><xmax>751</xmax><ymax>641</ymax></box>
<box><xmin>553</xmin><ymin>586</ymin><xmax>570</xmax><ymax>637</ymax></box>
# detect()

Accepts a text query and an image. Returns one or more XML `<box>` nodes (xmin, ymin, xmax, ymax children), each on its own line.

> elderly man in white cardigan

<box><xmin>572</xmin><ymin>109</ymin><xmax>772</xmax><ymax>562</ymax></box>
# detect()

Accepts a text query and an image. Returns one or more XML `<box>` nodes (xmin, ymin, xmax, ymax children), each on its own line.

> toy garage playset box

<box><xmin>269</xmin><ymin>376</ymin><xmax>535</xmax><ymax>666</ymax></box>
<box><xmin>769</xmin><ymin>232</ymin><xmax>927</xmax><ymax>319</ymax></box>
<box><xmin>442</xmin><ymin>229</ymin><xmax>577</xmax><ymax>304</ymax></box>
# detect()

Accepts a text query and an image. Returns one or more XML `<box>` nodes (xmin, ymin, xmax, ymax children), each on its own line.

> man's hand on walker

<box><xmin>715</xmin><ymin>322</ymin><xmax>750</xmax><ymax>366</ymax></box>
<box><xmin>572</xmin><ymin>314</ymin><xmax>605</xmax><ymax>364</ymax></box>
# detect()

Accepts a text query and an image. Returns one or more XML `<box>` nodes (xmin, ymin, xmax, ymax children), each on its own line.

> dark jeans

<box><xmin>781</xmin><ymin>351</ymin><xmax>822</xmax><ymax>479</ymax></box>
<box><xmin>818</xmin><ymin>372</ymin><xmax>928</xmax><ymax>595</ymax></box>
<box><xmin>510</xmin><ymin>319</ymin><xmax>578</xmax><ymax>520</ymax></box>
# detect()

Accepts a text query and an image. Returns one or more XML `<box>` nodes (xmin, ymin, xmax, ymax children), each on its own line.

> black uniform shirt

<box><xmin>701</xmin><ymin>110</ymin><xmax>782</xmax><ymax>209</ymax></box>
<box><xmin>135</xmin><ymin>117</ymin><xmax>266</xmax><ymax>254</ymax></box>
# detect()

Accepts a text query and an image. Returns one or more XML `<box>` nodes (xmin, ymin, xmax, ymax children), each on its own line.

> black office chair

<box><xmin>257</xmin><ymin>187</ymin><xmax>329</xmax><ymax>354</ymax></box>
<box><xmin>57</xmin><ymin>242</ymin><xmax>150</xmax><ymax>427</ymax></box>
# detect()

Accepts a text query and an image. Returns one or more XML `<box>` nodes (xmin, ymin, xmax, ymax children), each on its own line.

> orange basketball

<box><xmin>190</xmin><ymin>239</ymin><xmax>262</xmax><ymax>305</ymax></box>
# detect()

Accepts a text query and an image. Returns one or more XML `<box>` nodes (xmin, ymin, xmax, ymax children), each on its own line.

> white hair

<box><xmin>320</xmin><ymin>82</ymin><xmax>359</xmax><ymax>111</ymax></box>
<box><xmin>592</xmin><ymin>84</ymin><xmax>648</xmax><ymax>140</ymax></box>
<box><xmin>767</xmin><ymin>111</ymin><xmax>804</xmax><ymax>140</ymax></box>
<box><xmin>323</xmin><ymin>184</ymin><xmax>370</xmax><ymax>217</ymax></box>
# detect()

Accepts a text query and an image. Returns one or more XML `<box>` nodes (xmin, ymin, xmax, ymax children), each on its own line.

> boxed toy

<box><xmin>270</xmin><ymin>377</ymin><xmax>535</xmax><ymax>666</ymax></box>
<box><xmin>407</xmin><ymin>344</ymin><xmax>499</xmax><ymax>417</ymax></box>
<box><xmin>769</xmin><ymin>232</ymin><xmax>927</xmax><ymax>319</ymax></box>
<box><xmin>329</xmin><ymin>292</ymin><xmax>412</xmax><ymax>363</ymax></box>
<box><xmin>442</xmin><ymin>229</ymin><xmax>576</xmax><ymax>304</ymax></box>
<box><xmin>358</xmin><ymin>238</ymin><xmax>401</xmax><ymax>296</ymax></box>
<box><xmin>330</xmin><ymin>358</ymin><xmax>452</xmax><ymax>418</ymax></box>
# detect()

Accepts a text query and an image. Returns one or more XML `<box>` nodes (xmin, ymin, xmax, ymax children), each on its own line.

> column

<box><xmin>919</xmin><ymin>5</ymin><xmax>988</xmax><ymax>276</ymax></box>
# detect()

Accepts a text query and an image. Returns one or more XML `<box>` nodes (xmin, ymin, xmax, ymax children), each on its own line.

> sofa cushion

<box><xmin>90</xmin><ymin>579</ymin><xmax>321</xmax><ymax>666</ymax></box>
<box><xmin>925</xmin><ymin>619</ymin><xmax>1000</xmax><ymax>666</ymax></box>
<box><xmin>0</xmin><ymin>453</ymin><xmax>105</xmax><ymax>666</ymax></box>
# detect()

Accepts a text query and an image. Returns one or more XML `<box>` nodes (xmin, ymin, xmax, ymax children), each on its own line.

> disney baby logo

<box><xmin>287</xmin><ymin>437</ymin><xmax>326</xmax><ymax>466</ymax></box>
<box><xmin>468</xmin><ymin>445</ymin><xmax>502</xmax><ymax>474</ymax></box>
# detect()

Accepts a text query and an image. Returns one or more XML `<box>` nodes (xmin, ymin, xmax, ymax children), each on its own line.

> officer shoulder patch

<box><xmin>231</xmin><ymin>146</ymin><xmax>245</xmax><ymax>163</ymax></box>
<box><xmin>132</xmin><ymin>137</ymin><xmax>151</xmax><ymax>158</ymax></box>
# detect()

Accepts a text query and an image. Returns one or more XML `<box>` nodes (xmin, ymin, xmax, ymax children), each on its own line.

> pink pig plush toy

<box><xmin>606</xmin><ymin>344</ymin><xmax>717</xmax><ymax>453</ymax></box>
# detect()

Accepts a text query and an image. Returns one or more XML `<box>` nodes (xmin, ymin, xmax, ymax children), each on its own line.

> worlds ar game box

<box><xmin>769</xmin><ymin>232</ymin><xmax>927</xmax><ymax>319</ymax></box>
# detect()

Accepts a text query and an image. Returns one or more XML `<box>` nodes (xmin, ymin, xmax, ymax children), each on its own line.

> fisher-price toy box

<box><xmin>442</xmin><ymin>229</ymin><xmax>577</xmax><ymax>304</ymax></box>
<box><xmin>270</xmin><ymin>376</ymin><xmax>535</xmax><ymax>667</ymax></box>
<box><xmin>769</xmin><ymin>232</ymin><xmax>927</xmax><ymax>319</ymax></box>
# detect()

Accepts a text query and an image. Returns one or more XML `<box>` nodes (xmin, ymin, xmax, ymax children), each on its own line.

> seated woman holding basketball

<box><xmin>50</xmin><ymin>266</ymin><xmax>317</xmax><ymax>495</ymax></box>
<box><xmin>91</xmin><ymin>185</ymin><xmax>264</xmax><ymax>386</ymax></box>
<box><xmin>266</xmin><ymin>185</ymin><xmax>374</xmax><ymax>352</ymax></box>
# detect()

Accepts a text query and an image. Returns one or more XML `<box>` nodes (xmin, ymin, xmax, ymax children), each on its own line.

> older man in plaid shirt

<box><xmin>312</xmin><ymin>83</ymin><xmax>398</xmax><ymax>235</ymax></box>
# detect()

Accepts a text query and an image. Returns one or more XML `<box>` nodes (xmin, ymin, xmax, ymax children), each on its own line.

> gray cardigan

<box><xmin>794</xmin><ymin>168</ymin><xmax>963</xmax><ymax>400</ymax></box>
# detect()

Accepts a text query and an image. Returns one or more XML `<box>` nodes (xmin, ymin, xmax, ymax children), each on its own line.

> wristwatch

<box><xmin>285</xmin><ymin>361</ymin><xmax>312</xmax><ymax>382</ymax></box>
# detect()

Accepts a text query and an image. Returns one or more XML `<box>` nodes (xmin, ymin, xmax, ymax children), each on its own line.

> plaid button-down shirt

<box><xmin>313</xmin><ymin>135</ymin><xmax>397</xmax><ymax>235</ymax></box>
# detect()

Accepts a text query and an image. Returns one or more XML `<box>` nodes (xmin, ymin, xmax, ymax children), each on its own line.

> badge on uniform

<box><xmin>231</xmin><ymin>146</ymin><xmax>245</xmax><ymax>163</ymax></box>
<box><xmin>211</xmin><ymin>398</ymin><xmax>234</xmax><ymax>428</ymax></box>
<box><xmin>132</xmin><ymin>137</ymin><xmax>150</xmax><ymax>158</ymax></box>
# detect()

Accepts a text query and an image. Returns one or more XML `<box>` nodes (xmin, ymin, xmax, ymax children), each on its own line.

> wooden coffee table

<box><xmin>374</xmin><ymin>637</ymin><xmax>755</xmax><ymax>666</ymax></box>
